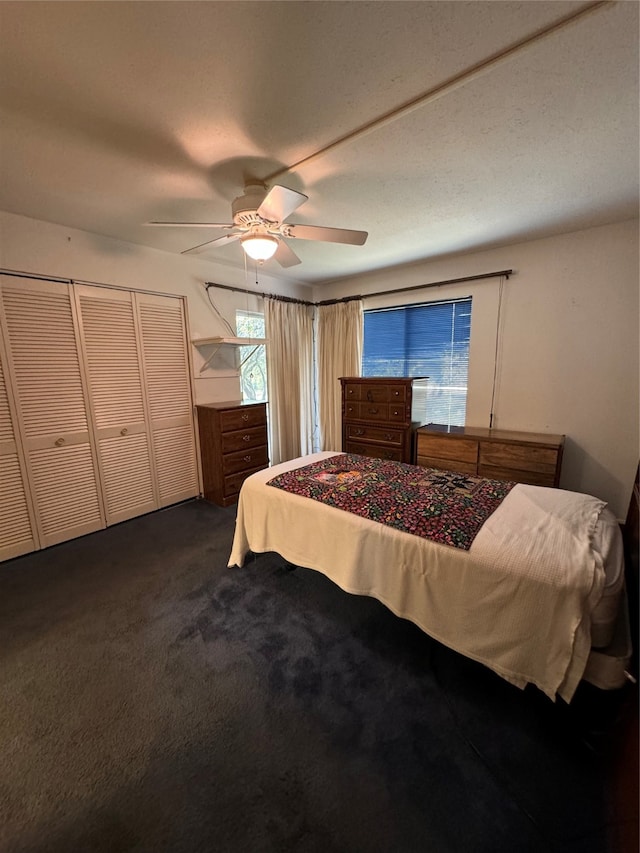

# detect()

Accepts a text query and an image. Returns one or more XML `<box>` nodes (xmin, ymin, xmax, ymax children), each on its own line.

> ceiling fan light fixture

<box><xmin>241</xmin><ymin>233</ymin><xmax>279</xmax><ymax>261</ymax></box>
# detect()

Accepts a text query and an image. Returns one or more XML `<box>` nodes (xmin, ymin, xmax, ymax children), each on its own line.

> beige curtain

<box><xmin>264</xmin><ymin>297</ymin><xmax>315</xmax><ymax>465</ymax></box>
<box><xmin>317</xmin><ymin>300</ymin><xmax>363</xmax><ymax>451</ymax></box>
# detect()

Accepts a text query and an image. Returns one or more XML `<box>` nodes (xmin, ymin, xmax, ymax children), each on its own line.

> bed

<box><xmin>228</xmin><ymin>451</ymin><xmax>629</xmax><ymax>703</ymax></box>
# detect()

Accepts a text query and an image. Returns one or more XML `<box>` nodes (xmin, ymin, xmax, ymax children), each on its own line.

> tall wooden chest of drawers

<box><xmin>415</xmin><ymin>424</ymin><xmax>564</xmax><ymax>487</ymax></box>
<box><xmin>196</xmin><ymin>401</ymin><xmax>268</xmax><ymax>506</ymax></box>
<box><xmin>339</xmin><ymin>377</ymin><xmax>428</xmax><ymax>463</ymax></box>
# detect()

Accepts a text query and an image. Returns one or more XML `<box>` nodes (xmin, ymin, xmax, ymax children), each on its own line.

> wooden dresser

<box><xmin>415</xmin><ymin>423</ymin><xmax>564</xmax><ymax>487</ymax></box>
<box><xmin>196</xmin><ymin>401</ymin><xmax>268</xmax><ymax>506</ymax></box>
<box><xmin>339</xmin><ymin>377</ymin><xmax>428</xmax><ymax>463</ymax></box>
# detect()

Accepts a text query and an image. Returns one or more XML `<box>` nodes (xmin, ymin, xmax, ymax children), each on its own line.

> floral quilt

<box><xmin>266</xmin><ymin>453</ymin><xmax>515</xmax><ymax>550</ymax></box>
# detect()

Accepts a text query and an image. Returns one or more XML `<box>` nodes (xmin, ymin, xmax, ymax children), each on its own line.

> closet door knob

<box><xmin>120</xmin><ymin>428</ymin><xmax>128</xmax><ymax>436</ymax></box>
<box><xmin>54</xmin><ymin>437</ymin><xmax>65</xmax><ymax>447</ymax></box>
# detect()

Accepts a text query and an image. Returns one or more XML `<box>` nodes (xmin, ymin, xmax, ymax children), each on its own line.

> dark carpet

<box><xmin>0</xmin><ymin>499</ymin><xmax>631</xmax><ymax>853</ymax></box>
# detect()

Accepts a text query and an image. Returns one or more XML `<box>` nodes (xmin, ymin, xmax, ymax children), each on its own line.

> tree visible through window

<box><xmin>362</xmin><ymin>298</ymin><xmax>472</xmax><ymax>428</ymax></box>
<box><xmin>236</xmin><ymin>311</ymin><xmax>268</xmax><ymax>402</ymax></box>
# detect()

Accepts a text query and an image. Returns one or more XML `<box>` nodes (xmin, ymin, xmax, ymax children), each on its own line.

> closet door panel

<box><xmin>0</xmin><ymin>277</ymin><xmax>104</xmax><ymax>547</ymax></box>
<box><xmin>28</xmin><ymin>443</ymin><xmax>105</xmax><ymax>546</ymax></box>
<box><xmin>76</xmin><ymin>286</ymin><xmax>157</xmax><ymax>525</ymax></box>
<box><xmin>153</xmin><ymin>421</ymin><xmax>200</xmax><ymax>502</ymax></box>
<box><xmin>0</xmin><ymin>346</ymin><xmax>38</xmax><ymax>560</ymax></box>
<box><xmin>136</xmin><ymin>294</ymin><xmax>198</xmax><ymax>506</ymax></box>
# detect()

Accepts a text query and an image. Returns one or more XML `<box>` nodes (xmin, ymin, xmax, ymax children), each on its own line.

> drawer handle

<box><xmin>120</xmin><ymin>428</ymin><xmax>128</xmax><ymax>436</ymax></box>
<box><xmin>366</xmin><ymin>390</ymin><xmax>373</xmax><ymax>401</ymax></box>
<box><xmin>368</xmin><ymin>407</ymin><xmax>379</xmax><ymax>414</ymax></box>
<box><xmin>242</xmin><ymin>413</ymin><xmax>249</xmax><ymax>421</ymax></box>
<box><xmin>54</xmin><ymin>437</ymin><xmax>65</xmax><ymax>447</ymax></box>
<box><xmin>354</xmin><ymin>428</ymin><xmax>364</xmax><ymax>436</ymax></box>
<box><xmin>393</xmin><ymin>390</ymin><xmax>400</xmax><ymax>397</ymax></box>
<box><xmin>384</xmin><ymin>433</ymin><xmax>393</xmax><ymax>441</ymax></box>
<box><xmin>242</xmin><ymin>434</ymin><xmax>251</xmax><ymax>442</ymax></box>
<box><xmin>244</xmin><ymin>455</ymin><xmax>252</xmax><ymax>462</ymax></box>
<box><xmin>392</xmin><ymin>409</ymin><xmax>400</xmax><ymax>416</ymax></box>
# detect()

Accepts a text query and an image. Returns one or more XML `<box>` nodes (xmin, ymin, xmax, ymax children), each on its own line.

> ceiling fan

<box><xmin>147</xmin><ymin>181</ymin><xmax>368</xmax><ymax>267</ymax></box>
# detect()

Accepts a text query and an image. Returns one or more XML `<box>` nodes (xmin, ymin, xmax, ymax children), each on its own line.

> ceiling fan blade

<box><xmin>257</xmin><ymin>185</ymin><xmax>308</xmax><ymax>223</ymax></box>
<box><xmin>147</xmin><ymin>221</ymin><xmax>233</xmax><ymax>228</ymax></box>
<box><xmin>285</xmin><ymin>224</ymin><xmax>368</xmax><ymax>246</ymax></box>
<box><xmin>274</xmin><ymin>239</ymin><xmax>301</xmax><ymax>268</ymax></box>
<box><xmin>181</xmin><ymin>232</ymin><xmax>242</xmax><ymax>255</ymax></box>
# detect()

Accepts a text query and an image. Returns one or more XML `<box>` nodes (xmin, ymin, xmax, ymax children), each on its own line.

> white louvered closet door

<box><xmin>135</xmin><ymin>293</ymin><xmax>198</xmax><ymax>507</ymax></box>
<box><xmin>75</xmin><ymin>285</ymin><xmax>158</xmax><ymax>525</ymax></box>
<box><xmin>0</xmin><ymin>276</ymin><xmax>105</xmax><ymax>547</ymax></box>
<box><xmin>0</xmin><ymin>331</ymin><xmax>38</xmax><ymax>560</ymax></box>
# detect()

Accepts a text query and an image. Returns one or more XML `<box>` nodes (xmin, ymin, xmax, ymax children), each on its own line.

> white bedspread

<box><xmin>228</xmin><ymin>452</ymin><xmax>607</xmax><ymax>702</ymax></box>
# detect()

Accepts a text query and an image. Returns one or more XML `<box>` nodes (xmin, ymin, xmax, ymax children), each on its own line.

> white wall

<box><xmin>2</xmin><ymin>210</ymin><xmax>637</xmax><ymax>517</ymax></box>
<box><xmin>0</xmin><ymin>210</ymin><xmax>311</xmax><ymax>404</ymax></box>
<box><xmin>314</xmin><ymin>220</ymin><xmax>639</xmax><ymax>519</ymax></box>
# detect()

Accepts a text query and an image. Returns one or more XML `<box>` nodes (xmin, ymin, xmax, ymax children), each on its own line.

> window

<box><xmin>362</xmin><ymin>298</ymin><xmax>471</xmax><ymax>427</ymax></box>
<box><xmin>235</xmin><ymin>310</ymin><xmax>267</xmax><ymax>402</ymax></box>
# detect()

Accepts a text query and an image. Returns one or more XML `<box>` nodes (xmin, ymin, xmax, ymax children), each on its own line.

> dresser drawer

<box><xmin>479</xmin><ymin>441</ymin><xmax>558</xmax><ymax>475</ymax></box>
<box><xmin>345</xmin><ymin>441</ymin><xmax>403</xmax><ymax>462</ymax></box>
<box><xmin>417</xmin><ymin>433</ymin><xmax>479</xmax><ymax>464</ymax></box>
<box><xmin>346</xmin><ymin>424</ymin><xmax>404</xmax><ymax>447</ymax></box>
<box><xmin>222</xmin><ymin>445</ymin><xmax>269</xmax><ymax>475</ymax></box>
<box><xmin>219</xmin><ymin>406</ymin><xmax>266</xmax><ymax>432</ymax></box>
<box><xmin>355</xmin><ymin>402</ymin><xmax>391</xmax><ymax>422</ymax></box>
<box><xmin>343</xmin><ymin>382</ymin><xmax>362</xmax><ymax>402</ymax></box>
<box><xmin>362</xmin><ymin>383</ymin><xmax>407</xmax><ymax>403</ymax></box>
<box><xmin>416</xmin><ymin>455</ymin><xmax>478</xmax><ymax>475</ymax></box>
<box><xmin>478</xmin><ymin>463</ymin><xmax>556</xmax><ymax>487</ymax></box>
<box><xmin>224</xmin><ymin>465</ymin><xmax>268</xmax><ymax>497</ymax></box>
<box><xmin>221</xmin><ymin>425</ymin><xmax>267</xmax><ymax>453</ymax></box>
<box><xmin>388</xmin><ymin>403</ymin><xmax>408</xmax><ymax>423</ymax></box>
<box><xmin>360</xmin><ymin>384</ymin><xmax>392</xmax><ymax>403</ymax></box>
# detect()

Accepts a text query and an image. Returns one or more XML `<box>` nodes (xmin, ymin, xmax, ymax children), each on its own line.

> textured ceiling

<box><xmin>0</xmin><ymin>1</ymin><xmax>638</xmax><ymax>284</ymax></box>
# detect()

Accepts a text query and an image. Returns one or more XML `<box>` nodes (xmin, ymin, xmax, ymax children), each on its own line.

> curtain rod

<box><xmin>1</xmin><ymin>265</ymin><xmax>511</xmax><ymax>306</ymax></box>
<box><xmin>205</xmin><ymin>282</ymin><xmax>313</xmax><ymax>305</ymax></box>
<box><xmin>357</xmin><ymin>269</ymin><xmax>512</xmax><ymax>302</ymax></box>
<box><xmin>205</xmin><ymin>269</ymin><xmax>512</xmax><ymax>306</ymax></box>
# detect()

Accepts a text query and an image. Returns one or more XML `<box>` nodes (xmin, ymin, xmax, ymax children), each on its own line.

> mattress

<box><xmin>583</xmin><ymin>585</ymin><xmax>633</xmax><ymax>690</ymax></box>
<box><xmin>229</xmin><ymin>452</ymin><xmax>626</xmax><ymax>702</ymax></box>
<box><xmin>590</xmin><ymin>506</ymin><xmax>625</xmax><ymax>648</ymax></box>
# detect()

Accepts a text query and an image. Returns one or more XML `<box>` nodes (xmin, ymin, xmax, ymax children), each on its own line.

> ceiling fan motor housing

<box><xmin>232</xmin><ymin>183</ymin><xmax>271</xmax><ymax>227</ymax></box>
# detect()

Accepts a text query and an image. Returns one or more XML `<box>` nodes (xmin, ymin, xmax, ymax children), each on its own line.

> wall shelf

<box><xmin>191</xmin><ymin>336</ymin><xmax>267</xmax><ymax>373</ymax></box>
<box><xmin>191</xmin><ymin>336</ymin><xmax>267</xmax><ymax>347</ymax></box>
